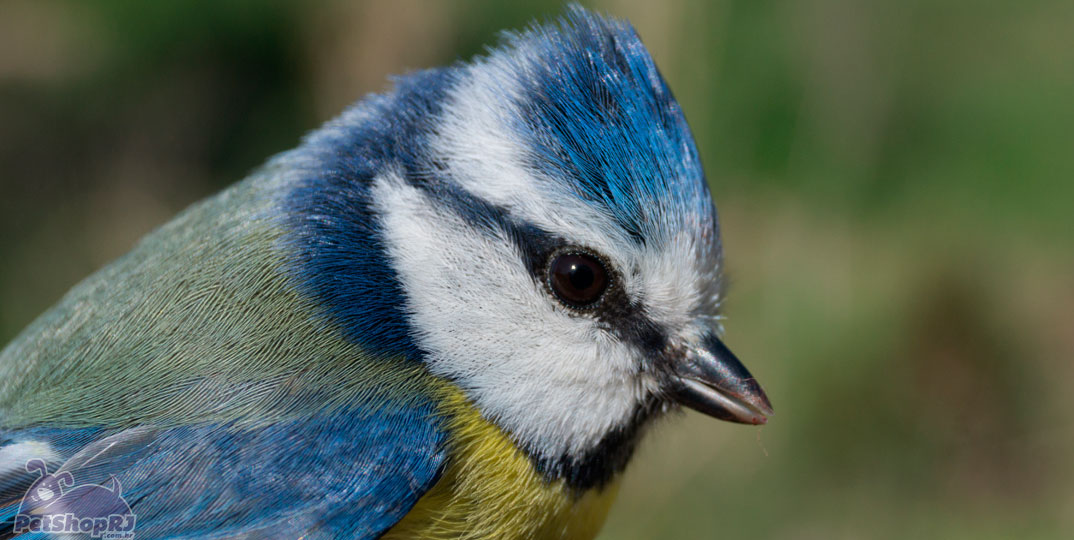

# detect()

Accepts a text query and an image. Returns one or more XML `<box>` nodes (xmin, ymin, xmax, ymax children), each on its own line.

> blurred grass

<box><xmin>1</xmin><ymin>1</ymin><xmax>1071</xmax><ymax>538</ymax></box>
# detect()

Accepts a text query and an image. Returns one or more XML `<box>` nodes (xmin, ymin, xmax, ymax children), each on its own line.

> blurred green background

<box><xmin>1</xmin><ymin>0</ymin><xmax>1071</xmax><ymax>538</ymax></box>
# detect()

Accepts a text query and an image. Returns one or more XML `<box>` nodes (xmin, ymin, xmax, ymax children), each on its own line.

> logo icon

<box><xmin>13</xmin><ymin>459</ymin><xmax>136</xmax><ymax>538</ymax></box>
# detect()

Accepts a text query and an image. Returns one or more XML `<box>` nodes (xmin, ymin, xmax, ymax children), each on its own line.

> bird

<box><xmin>0</xmin><ymin>6</ymin><xmax>771</xmax><ymax>540</ymax></box>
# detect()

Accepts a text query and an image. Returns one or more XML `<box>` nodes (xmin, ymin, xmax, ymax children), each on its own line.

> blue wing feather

<box><xmin>0</xmin><ymin>401</ymin><xmax>446</xmax><ymax>539</ymax></box>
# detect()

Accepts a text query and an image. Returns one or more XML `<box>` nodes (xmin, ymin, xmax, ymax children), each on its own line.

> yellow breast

<box><xmin>383</xmin><ymin>384</ymin><xmax>619</xmax><ymax>540</ymax></box>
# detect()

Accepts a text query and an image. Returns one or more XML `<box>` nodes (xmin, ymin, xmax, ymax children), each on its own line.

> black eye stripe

<box><xmin>408</xmin><ymin>181</ymin><xmax>563</xmax><ymax>274</ymax></box>
<box><xmin>403</xmin><ymin>180</ymin><xmax>669</xmax><ymax>356</ymax></box>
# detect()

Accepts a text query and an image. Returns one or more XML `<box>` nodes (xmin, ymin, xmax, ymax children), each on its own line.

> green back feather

<box><xmin>0</xmin><ymin>168</ymin><xmax>428</xmax><ymax>429</ymax></box>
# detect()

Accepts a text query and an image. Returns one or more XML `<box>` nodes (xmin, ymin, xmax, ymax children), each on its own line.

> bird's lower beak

<box><xmin>669</xmin><ymin>333</ymin><xmax>773</xmax><ymax>425</ymax></box>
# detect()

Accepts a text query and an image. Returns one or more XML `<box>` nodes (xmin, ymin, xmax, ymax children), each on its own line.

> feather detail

<box><xmin>385</xmin><ymin>383</ymin><xmax>619</xmax><ymax>540</ymax></box>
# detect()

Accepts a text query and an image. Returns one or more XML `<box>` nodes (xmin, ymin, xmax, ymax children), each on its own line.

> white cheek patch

<box><xmin>372</xmin><ymin>173</ymin><xmax>654</xmax><ymax>459</ymax></box>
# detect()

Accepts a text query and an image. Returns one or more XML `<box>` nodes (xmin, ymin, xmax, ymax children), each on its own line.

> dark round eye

<box><xmin>548</xmin><ymin>252</ymin><xmax>609</xmax><ymax>308</ymax></box>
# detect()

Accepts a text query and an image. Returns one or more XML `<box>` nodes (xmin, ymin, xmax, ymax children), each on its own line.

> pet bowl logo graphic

<box><xmin>13</xmin><ymin>459</ymin><xmax>136</xmax><ymax>538</ymax></box>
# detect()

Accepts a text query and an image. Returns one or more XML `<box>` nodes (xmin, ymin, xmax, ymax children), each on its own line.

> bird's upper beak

<box><xmin>668</xmin><ymin>332</ymin><xmax>773</xmax><ymax>425</ymax></box>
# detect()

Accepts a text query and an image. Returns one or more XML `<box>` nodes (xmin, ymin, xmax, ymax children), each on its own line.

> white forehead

<box><xmin>369</xmin><ymin>68</ymin><xmax>720</xmax><ymax>458</ymax></box>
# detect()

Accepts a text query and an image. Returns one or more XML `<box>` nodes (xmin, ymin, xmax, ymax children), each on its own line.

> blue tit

<box><xmin>0</xmin><ymin>6</ymin><xmax>771</xmax><ymax>540</ymax></box>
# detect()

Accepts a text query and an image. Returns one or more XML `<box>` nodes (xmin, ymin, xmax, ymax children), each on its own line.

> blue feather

<box><xmin>281</xmin><ymin>69</ymin><xmax>456</xmax><ymax>358</ymax></box>
<box><xmin>0</xmin><ymin>399</ymin><xmax>445</xmax><ymax>539</ymax></box>
<box><xmin>507</xmin><ymin>7</ymin><xmax>713</xmax><ymax>243</ymax></box>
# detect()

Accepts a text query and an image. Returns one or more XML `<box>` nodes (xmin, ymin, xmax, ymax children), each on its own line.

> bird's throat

<box><xmin>383</xmin><ymin>383</ymin><xmax>620</xmax><ymax>540</ymax></box>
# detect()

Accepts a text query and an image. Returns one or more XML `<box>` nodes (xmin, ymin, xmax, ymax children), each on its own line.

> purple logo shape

<box><xmin>14</xmin><ymin>459</ymin><xmax>136</xmax><ymax>538</ymax></box>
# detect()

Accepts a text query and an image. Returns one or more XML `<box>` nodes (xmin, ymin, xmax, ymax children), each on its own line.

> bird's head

<box><xmin>284</xmin><ymin>7</ymin><xmax>771</xmax><ymax>489</ymax></box>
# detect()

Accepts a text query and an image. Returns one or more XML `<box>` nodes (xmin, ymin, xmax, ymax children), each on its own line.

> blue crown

<box><xmin>502</xmin><ymin>6</ymin><xmax>712</xmax><ymax>243</ymax></box>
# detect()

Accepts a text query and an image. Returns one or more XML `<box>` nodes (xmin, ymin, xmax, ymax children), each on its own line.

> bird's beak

<box><xmin>669</xmin><ymin>332</ymin><xmax>773</xmax><ymax>425</ymax></box>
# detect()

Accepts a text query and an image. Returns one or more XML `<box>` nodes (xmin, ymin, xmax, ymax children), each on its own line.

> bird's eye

<box><xmin>548</xmin><ymin>251</ymin><xmax>609</xmax><ymax>308</ymax></box>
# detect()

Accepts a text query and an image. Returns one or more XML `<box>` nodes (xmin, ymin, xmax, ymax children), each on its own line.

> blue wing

<box><xmin>0</xmin><ymin>401</ymin><xmax>446</xmax><ymax>539</ymax></box>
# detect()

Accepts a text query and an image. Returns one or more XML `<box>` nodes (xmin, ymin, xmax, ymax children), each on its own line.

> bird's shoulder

<box><xmin>0</xmin><ymin>173</ymin><xmax>453</xmax><ymax>538</ymax></box>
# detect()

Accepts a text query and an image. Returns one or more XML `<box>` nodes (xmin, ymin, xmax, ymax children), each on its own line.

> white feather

<box><xmin>0</xmin><ymin>441</ymin><xmax>58</xmax><ymax>473</ymax></box>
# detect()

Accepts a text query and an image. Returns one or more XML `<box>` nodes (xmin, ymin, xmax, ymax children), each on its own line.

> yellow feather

<box><xmin>383</xmin><ymin>384</ymin><xmax>619</xmax><ymax>540</ymax></box>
